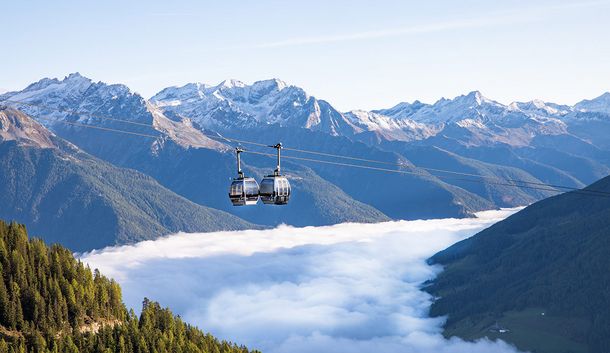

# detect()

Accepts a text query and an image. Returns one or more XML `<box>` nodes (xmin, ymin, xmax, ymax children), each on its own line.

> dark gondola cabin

<box><xmin>228</xmin><ymin>147</ymin><xmax>259</xmax><ymax>206</ymax></box>
<box><xmin>259</xmin><ymin>175</ymin><xmax>290</xmax><ymax>205</ymax></box>
<box><xmin>229</xmin><ymin>177</ymin><xmax>260</xmax><ymax>206</ymax></box>
<box><xmin>260</xmin><ymin>143</ymin><xmax>291</xmax><ymax>205</ymax></box>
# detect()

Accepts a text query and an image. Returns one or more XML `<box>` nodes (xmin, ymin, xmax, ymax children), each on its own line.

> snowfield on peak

<box><xmin>150</xmin><ymin>78</ymin><xmax>359</xmax><ymax>136</ymax></box>
<box><xmin>0</xmin><ymin>72</ymin><xmax>149</xmax><ymax>128</ymax></box>
<box><xmin>2</xmin><ymin>73</ymin><xmax>609</xmax><ymax>148</ymax></box>
<box><xmin>574</xmin><ymin>92</ymin><xmax>610</xmax><ymax>114</ymax></box>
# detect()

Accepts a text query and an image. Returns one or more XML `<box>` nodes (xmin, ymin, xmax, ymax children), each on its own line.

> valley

<box><xmin>3</xmin><ymin>3</ymin><xmax>609</xmax><ymax>353</ymax></box>
<box><xmin>80</xmin><ymin>209</ymin><xmax>521</xmax><ymax>353</ymax></box>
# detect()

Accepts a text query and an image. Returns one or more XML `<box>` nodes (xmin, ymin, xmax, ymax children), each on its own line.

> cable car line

<box><xmin>215</xmin><ymin>133</ymin><xmax>270</xmax><ymax>148</ymax></box>
<box><xmin>231</xmin><ymin>139</ymin><xmax>597</xmax><ymax>194</ymax></box>
<box><xmin>3</xmin><ymin>99</ymin><xmax>610</xmax><ymax>198</ymax></box>
<box><xmin>272</xmin><ymin>146</ymin><xmax>604</xmax><ymax>194</ymax></box>
<box><xmin>49</xmin><ymin>119</ymin><xmax>161</xmax><ymax>138</ymax></box>
<box><xmin>274</xmin><ymin>146</ymin><xmax>575</xmax><ymax>191</ymax></box>
<box><xmin>27</xmin><ymin>113</ymin><xmax>161</xmax><ymax>139</ymax></box>
<box><xmin>241</xmin><ymin>150</ymin><xmax>609</xmax><ymax>196</ymax></box>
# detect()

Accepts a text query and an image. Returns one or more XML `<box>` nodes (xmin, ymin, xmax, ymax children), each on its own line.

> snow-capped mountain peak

<box><xmin>508</xmin><ymin>99</ymin><xmax>571</xmax><ymax>117</ymax></box>
<box><xmin>472</xmin><ymin>90</ymin><xmax>485</xmax><ymax>104</ymax></box>
<box><xmin>574</xmin><ymin>92</ymin><xmax>610</xmax><ymax>114</ymax></box>
<box><xmin>532</xmin><ymin>99</ymin><xmax>547</xmax><ymax>108</ymax></box>
<box><xmin>251</xmin><ymin>78</ymin><xmax>288</xmax><ymax>92</ymax></box>
<box><xmin>217</xmin><ymin>79</ymin><xmax>246</xmax><ymax>89</ymax></box>
<box><xmin>372</xmin><ymin>100</ymin><xmax>428</xmax><ymax>120</ymax></box>
<box><xmin>365</xmin><ymin>91</ymin><xmax>503</xmax><ymax>126</ymax></box>
<box><xmin>150</xmin><ymin>78</ymin><xmax>359</xmax><ymax>135</ymax></box>
<box><xmin>448</xmin><ymin>90</ymin><xmax>497</xmax><ymax>107</ymax></box>
<box><xmin>0</xmin><ymin>73</ymin><xmax>151</xmax><ymax>130</ymax></box>
<box><xmin>344</xmin><ymin>109</ymin><xmax>437</xmax><ymax>141</ymax></box>
<box><xmin>1</xmin><ymin>72</ymin><xmax>143</xmax><ymax>109</ymax></box>
<box><xmin>22</xmin><ymin>77</ymin><xmax>60</xmax><ymax>92</ymax></box>
<box><xmin>65</xmin><ymin>72</ymin><xmax>85</xmax><ymax>80</ymax></box>
<box><xmin>10</xmin><ymin>72</ymin><xmax>93</xmax><ymax>103</ymax></box>
<box><xmin>398</xmin><ymin>91</ymin><xmax>504</xmax><ymax>124</ymax></box>
<box><xmin>4</xmin><ymin>73</ymin><xmax>608</xmax><ymax>149</ymax></box>
<box><xmin>461</xmin><ymin>90</ymin><xmax>484</xmax><ymax>104</ymax></box>
<box><xmin>151</xmin><ymin>78</ymin><xmax>288</xmax><ymax>107</ymax></box>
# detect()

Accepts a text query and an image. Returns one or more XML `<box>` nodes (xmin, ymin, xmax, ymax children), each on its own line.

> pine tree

<box><xmin>0</xmin><ymin>271</ymin><xmax>10</xmax><ymax>326</ymax></box>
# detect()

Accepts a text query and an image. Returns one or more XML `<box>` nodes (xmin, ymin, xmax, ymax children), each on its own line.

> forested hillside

<box><xmin>426</xmin><ymin>176</ymin><xmax>610</xmax><ymax>353</ymax></box>
<box><xmin>0</xmin><ymin>220</ymin><xmax>257</xmax><ymax>353</ymax></box>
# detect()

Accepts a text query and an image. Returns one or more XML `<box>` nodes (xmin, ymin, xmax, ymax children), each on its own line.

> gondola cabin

<box><xmin>260</xmin><ymin>175</ymin><xmax>291</xmax><ymax>205</ymax></box>
<box><xmin>259</xmin><ymin>143</ymin><xmax>291</xmax><ymax>205</ymax></box>
<box><xmin>229</xmin><ymin>177</ymin><xmax>260</xmax><ymax>206</ymax></box>
<box><xmin>228</xmin><ymin>147</ymin><xmax>259</xmax><ymax>206</ymax></box>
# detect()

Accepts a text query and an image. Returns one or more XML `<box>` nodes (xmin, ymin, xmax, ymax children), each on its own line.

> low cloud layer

<box><xmin>82</xmin><ymin>209</ymin><xmax>522</xmax><ymax>353</ymax></box>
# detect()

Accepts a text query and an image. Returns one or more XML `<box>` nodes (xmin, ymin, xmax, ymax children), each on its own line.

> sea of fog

<box><xmin>81</xmin><ymin>208</ymin><xmax>523</xmax><ymax>353</ymax></box>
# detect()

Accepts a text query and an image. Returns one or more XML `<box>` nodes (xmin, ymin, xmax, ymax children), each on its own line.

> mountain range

<box><xmin>1</xmin><ymin>73</ymin><xmax>610</xmax><ymax>251</ymax></box>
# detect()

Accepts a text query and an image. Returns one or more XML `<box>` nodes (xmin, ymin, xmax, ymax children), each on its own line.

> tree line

<box><xmin>0</xmin><ymin>220</ymin><xmax>258</xmax><ymax>353</ymax></box>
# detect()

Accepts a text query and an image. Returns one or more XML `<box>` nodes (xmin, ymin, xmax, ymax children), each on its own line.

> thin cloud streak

<box><xmin>255</xmin><ymin>16</ymin><xmax>529</xmax><ymax>49</ymax></box>
<box><xmin>251</xmin><ymin>0</ymin><xmax>610</xmax><ymax>49</ymax></box>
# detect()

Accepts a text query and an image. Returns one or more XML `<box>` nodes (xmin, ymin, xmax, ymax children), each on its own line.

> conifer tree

<box><xmin>0</xmin><ymin>220</ymin><xmax>258</xmax><ymax>353</ymax></box>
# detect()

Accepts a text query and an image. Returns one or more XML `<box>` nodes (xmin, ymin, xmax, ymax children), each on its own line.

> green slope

<box><xmin>384</xmin><ymin>143</ymin><xmax>557</xmax><ymax>206</ymax></box>
<box><xmin>224</xmin><ymin>165</ymin><xmax>391</xmax><ymax>226</ymax></box>
<box><xmin>426</xmin><ymin>176</ymin><xmax>610</xmax><ymax>353</ymax></box>
<box><xmin>0</xmin><ymin>220</ymin><xmax>257</xmax><ymax>352</ymax></box>
<box><xmin>116</xmin><ymin>141</ymin><xmax>391</xmax><ymax>227</ymax></box>
<box><xmin>0</xmin><ymin>141</ymin><xmax>257</xmax><ymax>252</ymax></box>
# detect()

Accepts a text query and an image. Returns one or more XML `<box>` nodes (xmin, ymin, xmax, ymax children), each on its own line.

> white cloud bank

<box><xmin>81</xmin><ymin>208</ymin><xmax>523</xmax><ymax>353</ymax></box>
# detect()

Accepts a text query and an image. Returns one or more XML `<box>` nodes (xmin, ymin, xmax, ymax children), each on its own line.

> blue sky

<box><xmin>2</xmin><ymin>0</ymin><xmax>610</xmax><ymax>110</ymax></box>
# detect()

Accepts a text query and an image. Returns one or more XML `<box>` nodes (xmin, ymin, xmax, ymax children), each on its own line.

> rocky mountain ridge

<box><xmin>1</xmin><ymin>73</ymin><xmax>609</xmax><ymax>236</ymax></box>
